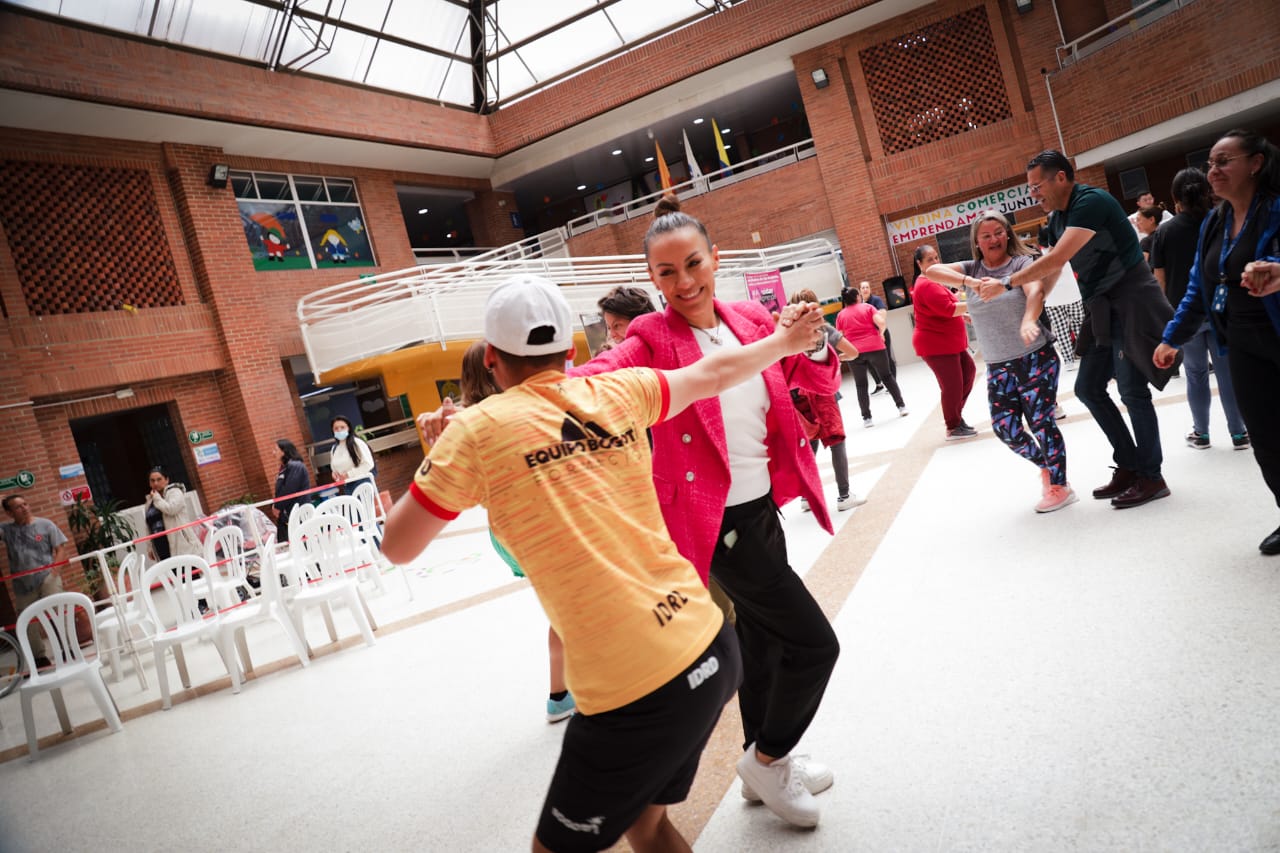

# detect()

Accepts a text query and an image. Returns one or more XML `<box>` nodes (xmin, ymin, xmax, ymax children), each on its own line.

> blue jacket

<box><xmin>1163</xmin><ymin>193</ymin><xmax>1280</xmax><ymax>353</ymax></box>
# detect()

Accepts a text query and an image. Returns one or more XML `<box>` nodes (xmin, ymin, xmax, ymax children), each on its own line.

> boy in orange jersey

<box><xmin>382</xmin><ymin>274</ymin><xmax>826</xmax><ymax>853</ymax></box>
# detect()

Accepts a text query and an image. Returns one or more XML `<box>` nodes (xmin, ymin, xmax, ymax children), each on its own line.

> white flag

<box><xmin>683</xmin><ymin>129</ymin><xmax>707</xmax><ymax>193</ymax></box>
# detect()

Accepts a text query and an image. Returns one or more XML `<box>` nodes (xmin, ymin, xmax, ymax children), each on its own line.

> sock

<box><xmin>549</xmin><ymin>690</ymin><xmax>568</xmax><ymax>702</ymax></box>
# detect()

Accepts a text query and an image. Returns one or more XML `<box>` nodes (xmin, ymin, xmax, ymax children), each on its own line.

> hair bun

<box><xmin>654</xmin><ymin>193</ymin><xmax>681</xmax><ymax>218</ymax></box>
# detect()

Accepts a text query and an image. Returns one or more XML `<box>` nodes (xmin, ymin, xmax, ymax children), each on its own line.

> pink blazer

<box><xmin>573</xmin><ymin>299</ymin><xmax>839</xmax><ymax>584</ymax></box>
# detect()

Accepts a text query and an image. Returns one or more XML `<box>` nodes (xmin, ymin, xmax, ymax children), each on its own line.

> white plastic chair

<box><xmin>350</xmin><ymin>480</ymin><xmax>382</xmax><ymax>524</ymax></box>
<box><xmin>203</xmin><ymin>524</ymin><xmax>251</xmax><ymax>611</ymax></box>
<box><xmin>94</xmin><ymin>551</ymin><xmax>155</xmax><ymax>683</ymax></box>
<box><xmin>315</xmin><ymin>496</ymin><xmax>386</xmax><ymax>594</ymax></box>
<box><xmin>285</xmin><ymin>514</ymin><xmax>377</xmax><ymax>652</ymax></box>
<box><xmin>351</xmin><ymin>480</ymin><xmax>415</xmax><ymax>601</ymax></box>
<box><xmin>17</xmin><ymin>592</ymin><xmax>123</xmax><ymax>759</ymax></box>
<box><xmin>140</xmin><ymin>555</ymin><xmax>242</xmax><ymax>710</ymax></box>
<box><xmin>212</xmin><ymin>529</ymin><xmax>311</xmax><ymax>676</ymax></box>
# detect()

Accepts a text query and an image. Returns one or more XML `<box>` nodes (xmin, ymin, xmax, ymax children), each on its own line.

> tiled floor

<box><xmin>1</xmin><ymin>360</ymin><xmax>1278</xmax><ymax>852</ymax></box>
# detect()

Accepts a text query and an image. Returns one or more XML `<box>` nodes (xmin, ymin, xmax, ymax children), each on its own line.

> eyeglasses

<box><xmin>1027</xmin><ymin>180</ymin><xmax>1045</xmax><ymax>193</ymax></box>
<box><xmin>1203</xmin><ymin>154</ymin><xmax>1247</xmax><ymax>172</ymax></box>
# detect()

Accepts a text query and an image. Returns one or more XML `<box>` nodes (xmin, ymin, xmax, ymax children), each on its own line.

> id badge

<box><xmin>1212</xmin><ymin>281</ymin><xmax>1228</xmax><ymax>313</ymax></box>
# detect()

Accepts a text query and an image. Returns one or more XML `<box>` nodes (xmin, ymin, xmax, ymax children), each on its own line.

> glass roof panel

<box><xmin>504</xmin><ymin>13</ymin><xmax>623</xmax><ymax>82</ymax></box>
<box><xmin>169</xmin><ymin>2</ymin><xmax>282</xmax><ymax>63</ymax></box>
<box><xmin>7</xmin><ymin>0</ymin><xmax>748</xmax><ymax>110</ymax></box>
<box><xmin>607</xmin><ymin>0</ymin><xmax>704</xmax><ymax>42</ymax></box>
<box><xmin>331</xmin><ymin>0</ymin><xmax>393</xmax><ymax>32</ymax></box>
<box><xmin>383</xmin><ymin>0</ymin><xmax>471</xmax><ymax>56</ymax></box>
<box><xmin>487</xmin><ymin>0</ymin><xmax>599</xmax><ymax>47</ymax></box>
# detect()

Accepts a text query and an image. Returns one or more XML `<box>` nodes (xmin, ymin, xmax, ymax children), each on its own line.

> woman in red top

<box><xmin>835</xmin><ymin>286</ymin><xmax>908</xmax><ymax>427</ymax></box>
<box><xmin>911</xmin><ymin>244</ymin><xmax>977</xmax><ymax>439</ymax></box>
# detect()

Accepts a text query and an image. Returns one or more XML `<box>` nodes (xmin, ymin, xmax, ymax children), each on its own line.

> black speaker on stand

<box><xmin>883</xmin><ymin>275</ymin><xmax>910</xmax><ymax>308</ymax></box>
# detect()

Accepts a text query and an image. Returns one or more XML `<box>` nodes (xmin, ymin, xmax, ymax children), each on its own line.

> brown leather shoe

<box><xmin>1092</xmin><ymin>467</ymin><xmax>1137</xmax><ymax>499</ymax></box>
<box><xmin>1110</xmin><ymin>476</ymin><xmax>1170</xmax><ymax>509</ymax></box>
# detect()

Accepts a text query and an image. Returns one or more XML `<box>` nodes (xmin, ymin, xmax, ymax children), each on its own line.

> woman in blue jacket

<box><xmin>1155</xmin><ymin>129</ymin><xmax>1280</xmax><ymax>555</ymax></box>
<box><xmin>272</xmin><ymin>438</ymin><xmax>312</xmax><ymax>524</ymax></box>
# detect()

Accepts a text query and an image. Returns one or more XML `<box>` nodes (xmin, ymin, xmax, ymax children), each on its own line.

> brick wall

<box><xmin>1050</xmin><ymin>2</ymin><xmax>1280</xmax><ymax>157</ymax></box>
<box><xmin>466</xmin><ymin>190</ymin><xmax>526</xmax><ymax>247</ymax></box>
<box><xmin>0</xmin><ymin>10</ymin><xmax>494</xmax><ymax>157</ymax></box>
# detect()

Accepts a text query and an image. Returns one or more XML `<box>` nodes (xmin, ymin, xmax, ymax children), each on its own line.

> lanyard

<box><xmin>1218</xmin><ymin>196</ymin><xmax>1260</xmax><ymax>285</ymax></box>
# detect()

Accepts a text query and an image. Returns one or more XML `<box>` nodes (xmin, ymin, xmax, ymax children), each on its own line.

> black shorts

<box><xmin>534</xmin><ymin>619</ymin><xmax>742</xmax><ymax>852</ymax></box>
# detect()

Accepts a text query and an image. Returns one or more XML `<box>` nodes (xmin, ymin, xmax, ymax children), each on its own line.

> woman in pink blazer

<box><xmin>575</xmin><ymin>194</ymin><xmax>841</xmax><ymax>828</ymax></box>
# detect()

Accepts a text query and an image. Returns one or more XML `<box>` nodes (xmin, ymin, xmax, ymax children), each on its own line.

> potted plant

<box><xmin>66</xmin><ymin>495</ymin><xmax>137</xmax><ymax>600</ymax></box>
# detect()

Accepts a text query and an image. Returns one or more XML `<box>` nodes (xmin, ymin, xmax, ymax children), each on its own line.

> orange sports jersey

<box><xmin>410</xmin><ymin>366</ymin><xmax>723</xmax><ymax>714</ymax></box>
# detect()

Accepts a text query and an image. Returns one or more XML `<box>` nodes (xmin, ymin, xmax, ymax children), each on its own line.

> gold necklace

<box><xmin>694</xmin><ymin>321</ymin><xmax>723</xmax><ymax>345</ymax></box>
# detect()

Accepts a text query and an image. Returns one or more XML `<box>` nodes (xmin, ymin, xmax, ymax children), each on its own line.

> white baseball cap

<box><xmin>483</xmin><ymin>275</ymin><xmax>574</xmax><ymax>356</ymax></box>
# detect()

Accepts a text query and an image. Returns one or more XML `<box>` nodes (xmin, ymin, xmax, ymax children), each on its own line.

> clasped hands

<box><xmin>772</xmin><ymin>302</ymin><xmax>827</xmax><ymax>352</ymax></box>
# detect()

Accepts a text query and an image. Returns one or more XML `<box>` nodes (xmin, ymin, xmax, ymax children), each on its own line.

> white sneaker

<box><xmin>741</xmin><ymin>753</ymin><xmax>834</xmax><ymax>803</ymax></box>
<box><xmin>898</xmin><ymin>405</ymin><xmax>910</xmax><ymax>417</ymax></box>
<box><xmin>863</xmin><ymin>417</ymin><xmax>874</xmax><ymax>428</ymax></box>
<box><xmin>736</xmin><ymin>746</ymin><xmax>822</xmax><ymax>827</ymax></box>
<box><xmin>799</xmin><ymin>497</ymin><xmax>811</xmax><ymax>513</ymax></box>
<box><xmin>836</xmin><ymin>494</ymin><xmax>865</xmax><ymax>512</ymax></box>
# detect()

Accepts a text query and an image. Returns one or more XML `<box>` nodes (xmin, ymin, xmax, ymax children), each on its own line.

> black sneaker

<box><xmin>1185</xmin><ymin>430</ymin><xmax>1210</xmax><ymax>450</ymax></box>
<box><xmin>870</xmin><ymin>384</ymin><xmax>885</xmax><ymax>396</ymax></box>
<box><xmin>945</xmin><ymin>425</ymin><xmax>978</xmax><ymax>440</ymax></box>
<box><xmin>1232</xmin><ymin>432</ymin><xmax>1251</xmax><ymax>450</ymax></box>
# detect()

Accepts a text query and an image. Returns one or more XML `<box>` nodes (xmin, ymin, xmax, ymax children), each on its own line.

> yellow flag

<box><xmin>712</xmin><ymin>119</ymin><xmax>732</xmax><ymax>174</ymax></box>
<box><xmin>655</xmin><ymin>140</ymin><xmax>672</xmax><ymax>191</ymax></box>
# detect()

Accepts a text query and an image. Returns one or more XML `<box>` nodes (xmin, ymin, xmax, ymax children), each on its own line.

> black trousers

<box><xmin>868</xmin><ymin>328</ymin><xmax>898</xmax><ymax>383</ymax></box>
<box><xmin>1226</xmin><ymin>320</ymin><xmax>1280</xmax><ymax>509</ymax></box>
<box><xmin>709</xmin><ymin>494</ymin><xmax>839</xmax><ymax>758</ymax></box>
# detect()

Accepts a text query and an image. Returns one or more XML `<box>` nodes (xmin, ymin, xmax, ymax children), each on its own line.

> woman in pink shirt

<box><xmin>835</xmin><ymin>285</ymin><xmax>908</xmax><ymax>427</ymax></box>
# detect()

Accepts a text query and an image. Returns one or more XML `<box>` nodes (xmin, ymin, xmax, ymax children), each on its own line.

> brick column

<box><xmin>793</xmin><ymin>46</ymin><xmax>896</xmax><ymax>293</ymax></box>
<box><xmin>161</xmin><ymin>143</ymin><xmax>302</xmax><ymax>498</ymax></box>
<box><xmin>466</xmin><ymin>190</ymin><xmax>526</xmax><ymax>247</ymax></box>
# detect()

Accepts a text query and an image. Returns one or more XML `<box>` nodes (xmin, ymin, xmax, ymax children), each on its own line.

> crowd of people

<box><xmin>396</xmin><ymin>133</ymin><xmax>1280</xmax><ymax>848</ymax></box>
<box><xmin>3</xmin><ymin>129</ymin><xmax>1277</xmax><ymax>852</ymax></box>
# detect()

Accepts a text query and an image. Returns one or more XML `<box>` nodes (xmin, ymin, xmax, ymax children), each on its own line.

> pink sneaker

<box><xmin>1036</xmin><ymin>484</ymin><xmax>1077</xmax><ymax>513</ymax></box>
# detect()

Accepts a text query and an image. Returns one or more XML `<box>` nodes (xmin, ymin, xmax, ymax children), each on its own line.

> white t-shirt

<box><xmin>693</xmin><ymin>321</ymin><xmax>772</xmax><ymax>507</ymax></box>
<box><xmin>1044</xmin><ymin>260</ymin><xmax>1082</xmax><ymax>307</ymax></box>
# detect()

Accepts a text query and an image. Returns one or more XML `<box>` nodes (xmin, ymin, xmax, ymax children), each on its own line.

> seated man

<box><xmin>381</xmin><ymin>274</ymin><xmax>826</xmax><ymax>852</ymax></box>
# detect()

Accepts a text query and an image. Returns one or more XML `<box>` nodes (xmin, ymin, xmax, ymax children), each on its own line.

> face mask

<box><xmin>334</xmin><ymin>430</ymin><xmax>349</xmax><ymax>441</ymax></box>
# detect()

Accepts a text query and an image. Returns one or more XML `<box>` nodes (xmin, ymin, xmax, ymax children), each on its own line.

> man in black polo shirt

<box><xmin>975</xmin><ymin>150</ymin><xmax>1178</xmax><ymax>508</ymax></box>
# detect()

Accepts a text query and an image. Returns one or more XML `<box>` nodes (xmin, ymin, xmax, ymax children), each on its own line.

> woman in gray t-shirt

<box><xmin>925</xmin><ymin>211</ymin><xmax>1076</xmax><ymax>513</ymax></box>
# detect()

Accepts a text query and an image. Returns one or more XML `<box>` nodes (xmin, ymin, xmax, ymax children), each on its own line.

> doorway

<box><xmin>70</xmin><ymin>403</ymin><xmax>193</xmax><ymax>507</ymax></box>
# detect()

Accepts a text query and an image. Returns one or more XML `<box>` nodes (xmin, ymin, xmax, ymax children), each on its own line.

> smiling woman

<box><xmin>571</xmin><ymin>193</ymin><xmax>844</xmax><ymax>829</ymax></box>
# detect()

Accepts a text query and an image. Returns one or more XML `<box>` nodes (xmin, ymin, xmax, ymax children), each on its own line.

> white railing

<box><xmin>565</xmin><ymin>139</ymin><xmax>817</xmax><ymax>237</ymax></box>
<box><xmin>298</xmin><ymin>236</ymin><xmax>844</xmax><ymax>376</ymax></box>
<box><xmin>1055</xmin><ymin>0</ymin><xmax>1195</xmax><ymax>68</ymax></box>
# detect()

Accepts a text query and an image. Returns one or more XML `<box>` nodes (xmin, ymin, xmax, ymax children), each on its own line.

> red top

<box><xmin>910</xmin><ymin>276</ymin><xmax>968</xmax><ymax>356</ymax></box>
<box><xmin>835</xmin><ymin>303</ymin><xmax>885</xmax><ymax>353</ymax></box>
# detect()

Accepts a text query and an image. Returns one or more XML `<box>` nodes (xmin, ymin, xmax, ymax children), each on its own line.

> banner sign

<box><xmin>886</xmin><ymin>184</ymin><xmax>1039</xmax><ymax>246</ymax></box>
<box><xmin>744</xmin><ymin>269</ymin><xmax>786</xmax><ymax>315</ymax></box>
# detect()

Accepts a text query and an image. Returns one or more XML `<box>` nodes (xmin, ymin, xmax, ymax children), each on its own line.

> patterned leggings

<box><xmin>987</xmin><ymin>344</ymin><xmax>1067</xmax><ymax>485</ymax></box>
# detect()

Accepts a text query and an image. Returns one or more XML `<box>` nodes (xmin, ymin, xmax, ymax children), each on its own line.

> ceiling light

<box><xmin>693</xmin><ymin>118</ymin><xmax>704</xmax><ymax>124</ymax></box>
<box><xmin>577</xmin><ymin>184</ymin><xmax>586</xmax><ymax>191</ymax></box>
<box><xmin>417</xmin><ymin>208</ymin><xmax>429</xmax><ymax>214</ymax></box>
<box><xmin>612</xmin><ymin>149</ymin><xmax>622</xmax><ymax>155</ymax></box>
<box><xmin>720</xmin><ymin>127</ymin><xmax>731</xmax><ymax>133</ymax></box>
<box><xmin>644</xmin><ymin>156</ymin><xmax>654</xmax><ymax>162</ymax></box>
